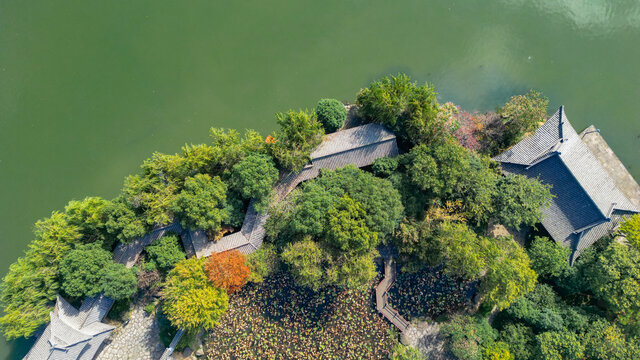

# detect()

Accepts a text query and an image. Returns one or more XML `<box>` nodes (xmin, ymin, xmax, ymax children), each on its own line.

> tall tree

<box><xmin>620</xmin><ymin>214</ymin><xmax>640</xmax><ymax>250</ymax></box>
<box><xmin>171</xmin><ymin>174</ymin><xmax>229</xmax><ymax>234</ymax></box>
<box><xmin>230</xmin><ymin>153</ymin><xmax>278</xmax><ymax>212</ymax></box>
<box><xmin>60</xmin><ymin>242</ymin><xmax>112</xmax><ymax>298</ymax></box>
<box><xmin>325</xmin><ymin>195</ymin><xmax>379</xmax><ymax>254</ymax></box>
<box><xmin>64</xmin><ymin>197</ymin><xmax>111</xmax><ymax>245</ymax></box>
<box><xmin>205</xmin><ymin>250</ymin><xmax>251</xmax><ymax>294</ymax></box>
<box><xmin>528</xmin><ymin>237</ymin><xmax>569</xmax><ymax>278</ymax></box>
<box><xmin>493</xmin><ymin>174</ymin><xmax>552</xmax><ymax>229</ymax></box>
<box><xmin>499</xmin><ymin>90</ymin><xmax>549</xmax><ymax>146</ymax></box>
<box><xmin>267</xmin><ymin>109</ymin><xmax>324</xmax><ymax>172</ymax></box>
<box><xmin>0</xmin><ymin>212</ymin><xmax>81</xmax><ymax>339</ymax></box>
<box><xmin>162</xmin><ymin>258</ymin><xmax>229</xmax><ymax>331</ymax></box>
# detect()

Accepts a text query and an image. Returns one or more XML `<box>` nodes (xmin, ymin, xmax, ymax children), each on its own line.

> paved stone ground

<box><xmin>97</xmin><ymin>306</ymin><xmax>166</xmax><ymax>360</ymax></box>
<box><xmin>401</xmin><ymin>321</ymin><xmax>449</xmax><ymax>360</ymax></box>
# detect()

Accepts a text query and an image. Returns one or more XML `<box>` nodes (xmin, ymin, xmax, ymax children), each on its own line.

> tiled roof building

<box><xmin>494</xmin><ymin>107</ymin><xmax>640</xmax><ymax>263</ymax></box>
<box><xmin>23</xmin><ymin>295</ymin><xmax>115</xmax><ymax>360</ymax></box>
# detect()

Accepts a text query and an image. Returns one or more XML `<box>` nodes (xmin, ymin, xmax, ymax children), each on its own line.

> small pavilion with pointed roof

<box><xmin>494</xmin><ymin>106</ymin><xmax>640</xmax><ymax>263</ymax></box>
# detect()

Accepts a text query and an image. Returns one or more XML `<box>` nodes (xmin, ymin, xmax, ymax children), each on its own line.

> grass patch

<box><xmin>205</xmin><ymin>271</ymin><xmax>395</xmax><ymax>360</ymax></box>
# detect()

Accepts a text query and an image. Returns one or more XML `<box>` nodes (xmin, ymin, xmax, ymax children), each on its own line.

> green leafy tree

<box><xmin>0</xmin><ymin>212</ymin><xmax>81</xmax><ymax>339</ymax></box>
<box><xmin>499</xmin><ymin>90</ymin><xmax>549</xmax><ymax>146</ymax></box>
<box><xmin>371</xmin><ymin>156</ymin><xmax>399</xmax><ymax>178</ymax></box>
<box><xmin>246</xmin><ymin>243</ymin><xmax>280</xmax><ymax>283</ymax></box>
<box><xmin>123</xmin><ymin>173</ymin><xmax>177</xmax><ymax>226</ymax></box>
<box><xmin>64</xmin><ymin>197</ymin><xmax>111</xmax><ymax>245</ymax></box>
<box><xmin>435</xmin><ymin>222</ymin><xmax>492</xmax><ymax>281</ymax></box>
<box><xmin>325</xmin><ymin>195</ymin><xmax>379</xmax><ymax>254</ymax></box>
<box><xmin>171</xmin><ymin>174</ymin><xmax>228</xmax><ymax>234</ymax></box>
<box><xmin>268</xmin><ymin>109</ymin><xmax>324</xmax><ymax>172</ymax></box>
<box><xmin>441</xmin><ymin>314</ymin><xmax>497</xmax><ymax>360</ymax></box>
<box><xmin>101</xmin><ymin>263</ymin><xmax>137</xmax><ymax>300</ymax></box>
<box><xmin>483</xmin><ymin>342</ymin><xmax>513</xmax><ymax>360</ymax></box>
<box><xmin>535</xmin><ymin>331</ymin><xmax>584</xmax><ymax>360</ymax></box>
<box><xmin>60</xmin><ymin>242</ymin><xmax>112</xmax><ymax>298</ymax></box>
<box><xmin>408</xmin><ymin>141</ymin><xmax>471</xmax><ymax>198</ymax></box>
<box><xmin>104</xmin><ymin>197</ymin><xmax>148</xmax><ymax>244</ymax></box>
<box><xmin>230</xmin><ymin>154</ymin><xmax>278</xmax><ymax>212</ymax></box>
<box><xmin>316</xmin><ymin>98</ymin><xmax>346</xmax><ymax>133</ymax></box>
<box><xmin>281</xmin><ymin>239</ymin><xmax>326</xmax><ymax>290</ymax></box>
<box><xmin>620</xmin><ymin>214</ymin><xmax>640</xmax><ymax>250</ymax></box>
<box><xmin>499</xmin><ymin>324</ymin><xmax>535</xmax><ymax>360</ymax></box>
<box><xmin>161</xmin><ymin>258</ymin><xmax>229</xmax><ymax>331</ymax></box>
<box><xmin>493</xmin><ymin>174</ymin><xmax>552</xmax><ymax>229</ymax></box>
<box><xmin>209</xmin><ymin>128</ymin><xmax>265</xmax><ymax>175</ymax></box>
<box><xmin>528</xmin><ymin>237</ymin><xmax>569</xmax><ymax>278</ymax></box>
<box><xmin>482</xmin><ymin>238</ymin><xmax>537</xmax><ymax>310</ymax></box>
<box><xmin>583</xmin><ymin>319</ymin><xmax>640</xmax><ymax>360</ymax></box>
<box><xmin>585</xmin><ymin>242</ymin><xmax>640</xmax><ymax>328</ymax></box>
<box><xmin>356</xmin><ymin>74</ymin><xmax>444</xmax><ymax>146</ymax></box>
<box><xmin>145</xmin><ymin>234</ymin><xmax>186</xmax><ymax>273</ymax></box>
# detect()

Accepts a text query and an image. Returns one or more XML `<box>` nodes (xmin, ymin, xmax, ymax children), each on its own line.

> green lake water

<box><xmin>1</xmin><ymin>0</ymin><xmax>639</xmax><ymax>358</ymax></box>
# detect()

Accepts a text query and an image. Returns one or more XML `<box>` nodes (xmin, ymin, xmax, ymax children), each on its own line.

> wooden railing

<box><xmin>375</xmin><ymin>257</ymin><xmax>410</xmax><ymax>332</ymax></box>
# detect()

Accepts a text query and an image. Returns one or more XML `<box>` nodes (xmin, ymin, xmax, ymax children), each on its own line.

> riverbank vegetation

<box><xmin>4</xmin><ymin>74</ymin><xmax>640</xmax><ymax>360</ymax></box>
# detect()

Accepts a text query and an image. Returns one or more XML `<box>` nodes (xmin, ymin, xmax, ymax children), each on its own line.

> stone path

<box><xmin>401</xmin><ymin>321</ymin><xmax>449</xmax><ymax>360</ymax></box>
<box><xmin>97</xmin><ymin>306</ymin><xmax>166</xmax><ymax>360</ymax></box>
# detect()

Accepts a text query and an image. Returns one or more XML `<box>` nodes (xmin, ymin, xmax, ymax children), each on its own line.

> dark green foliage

<box><xmin>355</xmin><ymin>74</ymin><xmax>444</xmax><ymax>146</ymax></box>
<box><xmin>585</xmin><ymin>242</ymin><xmax>640</xmax><ymax>329</ymax></box>
<box><xmin>145</xmin><ymin>234</ymin><xmax>186</xmax><ymax>273</ymax></box>
<box><xmin>371</xmin><ymin>156</ymin><xmax>398</xmax><ymax>178</ymax></box>
<box><xmin>535</xmin><ymin>331</ymin><xmax>584</xmax><ymax>360</ymax></box>
<box><xmin>104</xmin><ymin>197</ymin><xmax>148</xmax><ymax>245</ymax></box>
<box><xmin>408</xmin><ymin>141</ymin><xmax>470</xmax><ymax>198</ymax></box>
<box><xmin>268</xmin><ymin>109</ymin><xmax>324</xmax><ymax>172</ymax></box>
<box><xmin>101</xmin><ymin>263</ymin><xmax>137</xmax><ymax>299</ymax></box>
<box><xmin>499</xmin><ymin>90</ymin><xmax>549</xmax><ymax>146</ymax></box>
<box><xmin>315</xmin><ymin>98</ymin><xmax>346</xmax><ymax>133</ymax></box>
<box><xmin>246</xmin><ymin>243</ymin><xmax>280</xmax><ymax>283</ymax></box>
<box><xmin>171</xmin><ymin>174</ymin><xmax>229</xmax><ymax>233</ymax></box>
<box><xmin>313</xmin><ymin>166</ymin><xmax>404</xmax><ymax>237</ymax></box>
<box><xmin>492</xmin><ymin>174</ymin><xmax>552</xmax><ymax>229</ymax></box>
<box><xmin>60</xmin><ymin>242</ymin><xmax>112</xmax><ymax>298</ymax></box>
<box><xmin>0</xmin><ymin>212</ymin><xmax>81</xmax><ymax>339</ymax></box>
<box><xmin>582</xmin><ymin>319</ymin><xmax>640</xmax><ymax>360</ymax></box>
<box><xmin>528</xmin><ymin>237</ymin><xmax>569</xmax><ymax>278</ymax></box>
<box><xmin>499</xmin><ymin>324</ymin><xmax>535</xmax><ymax>360</ymax></box>
<box><xmin>230</xmin><ymin>154</ymin><xmax>278</xmax><ymax>212</ymax></box>
<box><xmin>123</xmin><ymin>173</ymin><xmax>177</xmax><ymax>226</ymax></box>
<box><xmin>441</xmin><ymin>314</ymin><xmax>497</xmax><ymax>360</ymax></box>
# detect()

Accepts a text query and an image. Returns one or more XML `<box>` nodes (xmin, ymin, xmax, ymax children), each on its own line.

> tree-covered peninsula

<box><xmin>7</xmin><ymin>74</ymin><xmax>640</xmax><ymax>360</ymax></box>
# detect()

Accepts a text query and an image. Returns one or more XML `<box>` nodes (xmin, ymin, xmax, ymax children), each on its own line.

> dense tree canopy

<box><xmin>528</xmin><ymin>237</ymin><xmax>569</xmax><ymax>278</ymax></box>
<box><xmin>205</xmin><ymin>250</ymin><xmax>251</xmax><ymax>294</ymax></box>
<box><xmin>230</xmin><ymin>154</ymin><xmax>278</xmax><ymax>212</ymax></box>
<box><xmin>492</xmin><ymin>174</ymin><xmax>552</xmax><ymax>229</ymax></box>
<box><xmin>104</xmin><ymin>197</ymin><xmax>148</xmax><ymax>244</ymax></box>
<box><xmin>64</xmin><ymin>197</ymin><xmax>110</xmax><ymax>245</ymax></box>
<box><xmin>325</xmin><ymin>195</ymin><xmax>379</xmax><ymax>254</ymax></box>
<box><xmin>162</xmin><ymin>258</ymin><xmax>229</xmax><ymax>331</ymax></box>
<box><xmin>171</xmin><ymin>174</ymin><xmax>229</xmax><ymax>234</ymax></box>
<box><xmin>535</xmin><ymin>331</ymin><xmax>584</xmax><ymax>360</ymax></box>
<box><xmin>246</xmin><ymin>243</ymin><xmax>279</xmax><ymax>283</ymax></box>
<box><xmin>101</xmin><ymin>262</ymin><xmax>137</xmax><ymax>300</ymax></box>
<box><xmin>145</xmin><ymin>234</ymin><xmax>186</xmax><ymax>273</ymax></box>
<box><xmin>315</xmin><ymin>98</ymin><xmax>346</xmax><ymax>133</ymax></box>
<box><xmin>0</xmin><ymin>212</ymin><xmax>81</xmax><ymax>339</ymax></box>
<box><xmin>268</xmin><ymin>109</ymin><xmax>324</xmax><ymax>172</ymax></box>
<box><xmin>620</xmin><ymin>214</ymin><xmax>640</xmax><ymax>250</ymax></box>
<box><xmin>355</xmin><ymin>74</ymin><xmax>447</xmax><ymax>147</ymax></box>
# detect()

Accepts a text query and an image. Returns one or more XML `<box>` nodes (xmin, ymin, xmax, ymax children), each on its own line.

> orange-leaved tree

<box><xmin>205</xmin><ymin>250</ymin><xmax>250</xmax><ymax>293</ymax></box>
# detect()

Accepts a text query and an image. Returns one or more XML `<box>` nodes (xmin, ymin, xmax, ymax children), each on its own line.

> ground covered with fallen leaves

<box><xmin>205</xmin><ymin>272</ymin><xmax>395</xmax><ymax>360</ymax></box>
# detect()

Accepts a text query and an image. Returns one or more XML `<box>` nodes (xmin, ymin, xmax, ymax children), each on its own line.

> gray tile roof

<box><xmin>495</xmin><ymin>107</ymin><xmax>640</xmax><ymax>262</ymax></box>
<box><xmin>23</xmin><ymin>296</ymin><xmax>115</xmax><ymax>360</ymax></box>
<box><xmin>189</xmin><ymin>123</ymin><xmax>398</xmax><ymax>258</ymax></box>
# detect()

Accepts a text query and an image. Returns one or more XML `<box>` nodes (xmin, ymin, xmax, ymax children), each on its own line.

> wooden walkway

<box><xmin>375</xmin><ymin>257</ymin><xmax>410</xmax><ymax>332</ymax></box>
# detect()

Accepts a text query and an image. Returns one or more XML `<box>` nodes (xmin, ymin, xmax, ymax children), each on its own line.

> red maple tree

<box><xmin>204</xmin><ymin>250</ymin><xmax>250</xmax><ymax>293</ymax></box>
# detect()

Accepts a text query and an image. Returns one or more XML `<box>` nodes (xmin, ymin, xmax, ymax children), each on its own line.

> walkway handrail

<box><xmin>158</xmin><ymin>329</ymin><xmax>184</xmax><ymax>360</ymax></box>
<box><xmin>375</xmin><ymin>256</ymin><xmax>410</xmax><ymax>332</ymax></box>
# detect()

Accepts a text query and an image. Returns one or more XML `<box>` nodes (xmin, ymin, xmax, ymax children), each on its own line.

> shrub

<box><xmin>205</xmin><ymin>250</ymin><xmax>251</xmax><ymax>294</ymax></box>
<box><xmin>101</xmin><ymin>263</ymin><xmax>137</xmax><ymax>300</ymax></box>
<box><xmin>316</xmin><ymin>99</ymin><xmax>346</xmax><ymax>133</ymax></box>
<box><xmin>390</xmin><ymin>343</ymin><xmax>425</xmax><ymax>360</ymax></box>
<box><xmin>483</xmin><ymin>342</ymin><xmax>513</xmax><ymax>360</ymax></box>
<box><xmin>499</xmin><ymin>90</ymin><xmax>548</xmax><ymax>146</ymax></box>
<box><xmin>246</xmin><ymin>243</ymin><xmax>279</xmax><ymax>283</ymax></box>
<box><xmin>371</xmin><ymin>157</ymin><xmax>398</xmax><ymax>178</ymax></box>
<box><xmin>145</xmin><ymin>234</ymin><xmax>186</xmax><ymax>273</ymax></box>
